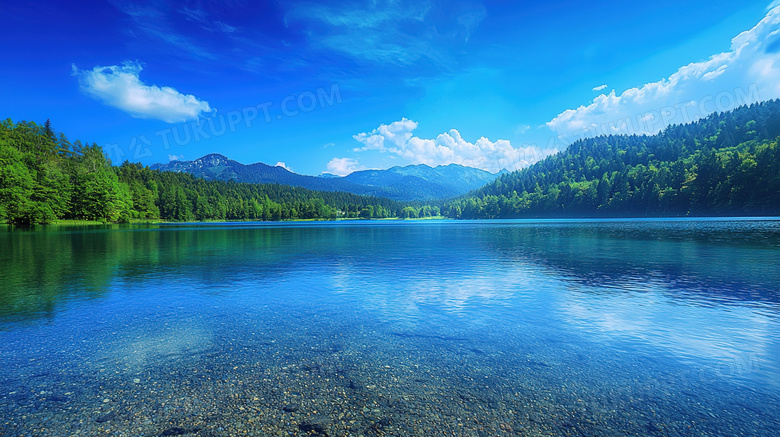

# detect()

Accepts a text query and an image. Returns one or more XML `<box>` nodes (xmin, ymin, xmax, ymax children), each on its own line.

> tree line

<box><xmin>0</xmin><ymin>119</ymin><xmax>403</xmax><ymax>224</ymax></box>
<box><xmin>441</xmin><ymin>100</ymin><xmax>780</xmax><ymax>218</ymax></box>
<box><xmin>3</xmin><ymin>100</ymin><xmax>779</xmax><ymax>225</ymax></box>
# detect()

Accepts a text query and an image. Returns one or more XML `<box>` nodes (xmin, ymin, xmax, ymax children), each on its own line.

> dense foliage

<box><xmin>443</xmin><ymin>101</ymin><xmax>780</xmax><ymax>218</ymax></box>
<box><xmin>4</xmin><ymin>100</ymin><xmax>779</xmax><ymax>225</ymax></box>
<box><xmin>0</xmin><ymin>119</ymin><xmax>402</xmax><ymax>224</ymax></box>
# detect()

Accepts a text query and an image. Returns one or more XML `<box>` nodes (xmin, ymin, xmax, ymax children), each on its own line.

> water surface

<box><xmin>1</xmin><ymin>219</ymin><xmax>779</xmax><ymax>436</ymax></box>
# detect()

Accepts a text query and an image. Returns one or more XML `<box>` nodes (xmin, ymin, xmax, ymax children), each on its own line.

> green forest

<box><xmin>441</xmin><ymin>100</ymin><xmax>780</xmax><ymax>218</ymax></box>
<box><xmin>0</xmin><ymin>119</ymin><xmax>404</xmax><ymax>224</ymax></box>
<box><xmin>3</xmin><ymin>100</ymin><xmax>780</xmax><ymax>225</ymax></box>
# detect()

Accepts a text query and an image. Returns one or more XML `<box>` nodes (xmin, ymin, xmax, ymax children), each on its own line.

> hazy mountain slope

<box><xmin>151</xmin><ymin>154</ymin><xmax>364</xmax><ymax>193</ymax></box>
<box><xmin>152</xmin><ymin>155</ymin><xmax>504</xmax><ymax>201</ymax></box>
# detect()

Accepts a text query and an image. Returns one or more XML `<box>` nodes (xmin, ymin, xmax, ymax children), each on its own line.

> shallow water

<box><xmin>1</xmin><ymin>218</ymin><xmax>779</xmax><ymax>436</ymax></box>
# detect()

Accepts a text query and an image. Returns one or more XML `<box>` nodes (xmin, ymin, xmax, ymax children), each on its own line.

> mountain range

<box><xmin>150</xmin><ymin>155</ymin><xmax>505</xmax><ymax>201</ymax></box>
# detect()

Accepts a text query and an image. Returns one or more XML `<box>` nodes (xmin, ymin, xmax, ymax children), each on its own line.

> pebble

<box><xmin>2</xmin><ymin>312</ymin><xmax>776</xmax><ymax>437</ymax></box>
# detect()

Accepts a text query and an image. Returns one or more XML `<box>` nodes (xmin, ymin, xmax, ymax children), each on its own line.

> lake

<box><xmin>1</xmin><ymin>219</ymin><xmax>779</xmax><ymax>436</ymax></box>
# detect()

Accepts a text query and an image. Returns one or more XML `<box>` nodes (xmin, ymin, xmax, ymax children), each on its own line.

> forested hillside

<box><xmin>442</xmin><ymin>101</ymin><xmax>780</xmax><ymax>218</ymax></box>
<box><xmin>0</xmin><ymin>119</ymin><xmax>402</xmax><ymax>224</ymax></box>
<box><xmin>5</xmin><ymin>100</ymin><xmax>780</xmax><ymax>225</ymax></box>
<box><xmin>151</xmin><ymin>153</ymin><xmax>502</xmax><ymax>201</ymax></box>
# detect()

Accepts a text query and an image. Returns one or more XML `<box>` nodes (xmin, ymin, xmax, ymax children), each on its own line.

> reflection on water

<box><xmin>1</xmin><ymin>219</ymin><xmax>779</xmax><ymax>435</ymax></box>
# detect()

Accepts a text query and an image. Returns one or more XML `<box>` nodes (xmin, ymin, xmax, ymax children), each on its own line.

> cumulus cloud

<box><xmin>326</xmin><ymin>157</ymin><xmax>366</xmax><ymax>176</ymax></box>
<box><xmin>275</xmin><ymin>162</ymin><xmax>293</xmax><ymax>171</ymax></box>
<box><xmin>592</xmin><ymin>84</ymin><xmax>607</xmax><ymax>91</ymax></box>
<box><xmin>72</xmin><ymin>61</ymin><xmax>212</xmax><ymax>123</ymax></box>
<box><xmin>168</xmin><ymin>154</ymin><xmax>184</xmax><ymax>161</ymax></box>
<box><xmin>547</xmin><ymin>7</ymin><xmax>780</xmax><ymax>145</ymax></box>
<box><xmin>352</xmin><ymin>118</ymin><xmax>548</xmax><ymax>173</ymax></box>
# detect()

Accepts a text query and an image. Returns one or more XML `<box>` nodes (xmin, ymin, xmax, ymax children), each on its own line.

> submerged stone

<box><xmin>298</xmin><ymin>422</ymin><xmax>329</xmax><ymax>436</ymax></box>
<box><xmin>95</xmin><ymin>411</ymin><xmax>116</xmax><ymax>423</ymax></box>
<box><xmin>160</xmin><ymin>426</ymin><xmax>200</xmax><ymax>436</ymax></box>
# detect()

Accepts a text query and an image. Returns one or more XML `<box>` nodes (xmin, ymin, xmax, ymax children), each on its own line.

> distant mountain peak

<box><xmin>152</xmin><ymin>154</ymin><xmax>503</xmax><ymax>201</ymax></box>
<box><xmin>199</xmin><ymin>153</ymin><xmax>229</xmax><ymax>160</ymax></box>
<box><xmin>193</xmin><ymin>153</ymin><xmax>231</xmax><ymax>166</ymax></box>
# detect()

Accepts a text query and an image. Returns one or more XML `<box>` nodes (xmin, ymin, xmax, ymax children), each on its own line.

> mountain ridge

<box><xmin>151</xmin><ymin>155</ymin><xmax>504</xmax><ymax>201</ymax></box>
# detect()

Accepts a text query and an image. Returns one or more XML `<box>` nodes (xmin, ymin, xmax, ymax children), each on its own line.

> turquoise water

<box><xmin>1</xmin><ymin>219</ymin><xmax>779</xmax><ymax>436</ymax></box>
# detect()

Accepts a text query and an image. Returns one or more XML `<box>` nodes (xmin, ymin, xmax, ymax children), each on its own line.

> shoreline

<box><xmin>4</xmin><ymin>215</ymin><xmax>780</xmax><ymax>229</ymax></box>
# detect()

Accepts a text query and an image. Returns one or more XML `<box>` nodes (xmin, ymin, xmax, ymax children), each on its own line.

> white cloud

<box><xmin>352</xmin><ymin>118</ymin><xmax>549</xmax><ymax>173</ymax></box>
<box><xmin>72</xmin><ymin>61</ymin><xmax>212</xmax><ymax>123</ymax></box>
<box><xmin>275</xmin><ymin>162</ymin><xmax>293</xmax><ymax>171</ymax></box>
<box><xmin>514</xmin><ymin>124</ymin><xmax>531</xmax><ymax>135</ymax></box>
<box><xmin>168</xmin><ymin>154</ymin><xmax>184</xmax><ymax>161</ymax></box>
<box><xmin>180</xmin><ymin>6</ymin><xmax>207</xmax><ymax>23</ymax></box>
<box><xmin>547</xmin><ymin>7</ymin><xmax>780</xmax><ymax>145</ymax></box>
<box><xmin>117</xmin><ymin>4</ymin><xmax>217</xmax><ymax>61</ymax></box>
<box><xmin>215</xmin><ymin>21</ymin><xmax>237</xmax><ymax>33</ymax></box>
<box><xmin>284</xmin><ymin>1</ymin><xmax>485</xmax><ymax>67</ymax></box>
<box><xmin>592</xmin><ymin>84</ymin><xmax>607</xmax><ymax>91</ymax></box>
<box><xmin>326</xmin><ymin>157</ymin><xmax>367</xmax><ymax>176</ymax></box>
<box><xmin>180</xmin><ymin>7</ymin><xmax>237</xmax><ymax>33</ymax></box>
<box><xmin>323</xmin><ymin>142</ymin><xmax>336</xmax><ymax>148</ymax></box>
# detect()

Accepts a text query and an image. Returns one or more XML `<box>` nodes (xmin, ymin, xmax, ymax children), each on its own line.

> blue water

<box><xmin>1</xmin><ymin>218</ymin><xmax>779</xmax><ymax>436</ymax></box>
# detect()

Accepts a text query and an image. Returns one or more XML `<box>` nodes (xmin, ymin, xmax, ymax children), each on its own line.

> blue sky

<box><xmin>2</xmin><ymin>0</ymin><xmax>780</xmax><ymax>175</ymax></box>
